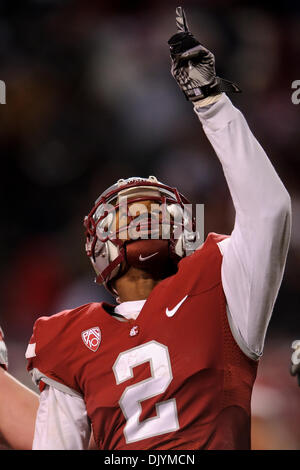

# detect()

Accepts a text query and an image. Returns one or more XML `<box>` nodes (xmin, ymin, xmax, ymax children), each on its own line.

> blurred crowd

<box><xmin>0</xmin><ymin>0</ymin><xmax>299</xmax><ymax>450</ymax></box>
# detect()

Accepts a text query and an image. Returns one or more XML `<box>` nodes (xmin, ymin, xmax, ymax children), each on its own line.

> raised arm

<box><xmin>168</xmin><ymin>7</ymin><xmax>291</xmax><ymax>359</ymax></box>
<box><xmin>194</xmin><ymin>95</ymin><xmax>291</xmax><ymax>358</ymax></box>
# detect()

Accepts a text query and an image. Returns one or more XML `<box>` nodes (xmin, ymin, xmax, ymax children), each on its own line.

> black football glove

<box><xmin>290</xmin><ymin>340</ymin><xmax>300</xmax><ymax>387</ymax></box>
<box><xmin>168</xmin><ymin>6</ymin><xmax>241</xmax><ymax>102</ymax></box>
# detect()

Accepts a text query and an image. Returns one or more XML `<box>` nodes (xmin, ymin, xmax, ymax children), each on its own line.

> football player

<box><xmin>0</xmin><ymin>7</ymin><xmax>292</xmax><ymax>450</ymax></box>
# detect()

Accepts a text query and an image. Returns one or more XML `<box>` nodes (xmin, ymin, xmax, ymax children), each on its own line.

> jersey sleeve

<box><xmin>32</xmin><ymin>385</ymin><xmax>91</xmax><ymax>450</ymax></box>
<box><xmin>26</xmin><ymin>312</ymin><xmax>82</xmax><ymax>396</ymax></box>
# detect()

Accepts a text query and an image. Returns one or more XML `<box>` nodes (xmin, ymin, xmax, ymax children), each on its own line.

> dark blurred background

<box><xmin>0</xmin><ymin>0</ymin><xmax>299</xmax><ymax>449</ymax></box>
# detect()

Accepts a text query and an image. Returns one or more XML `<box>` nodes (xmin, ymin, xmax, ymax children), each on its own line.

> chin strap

<box><xmin>96</xmin><ymin>248</ymin><xmax>125</xmax><ymax>285</ymax></box>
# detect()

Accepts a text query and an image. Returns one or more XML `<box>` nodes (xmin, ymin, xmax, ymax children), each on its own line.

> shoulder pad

<box><xmin>26</xmin><ymin>303</ymin><xmax>101</xmax><ymax>394</ymax></box>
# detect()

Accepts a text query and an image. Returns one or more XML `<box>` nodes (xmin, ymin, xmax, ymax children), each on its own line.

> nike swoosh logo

<box><xmin>166</xmin><ymin>295</ymin><xmax>188</xmax><ymax>318</ymax></box>
<box><xmin>139</xmin><ymin>252</ymin><xmax>159</xmax><ymax>262</ymax></box>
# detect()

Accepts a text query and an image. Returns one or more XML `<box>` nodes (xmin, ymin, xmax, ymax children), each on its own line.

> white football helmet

<box><xmin>84</xmin><ymin>176</ymin><xmax>199</xmax><ymax>295</ymax></box>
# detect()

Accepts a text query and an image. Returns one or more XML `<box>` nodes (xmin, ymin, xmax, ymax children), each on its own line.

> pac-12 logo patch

<box><xmin>81</xmin><ymin>327</ymin><xmax>101</xmax><ymax>352</ymax></box>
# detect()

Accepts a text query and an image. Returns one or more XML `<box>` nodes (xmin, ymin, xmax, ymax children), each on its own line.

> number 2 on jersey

<box><xmin>113</xmin><ymin>340</ymin><xmax>179</xmax><ymax>444</ymax></box>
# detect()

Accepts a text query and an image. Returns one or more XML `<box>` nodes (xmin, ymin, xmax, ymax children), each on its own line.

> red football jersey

<box><xmin>27</xmin><ymin>233</ymin><xmax>258</xmax><ymax>450</ymax></box>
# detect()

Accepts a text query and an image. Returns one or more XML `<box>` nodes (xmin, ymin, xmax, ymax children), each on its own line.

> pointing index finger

<box><xmin>176</xmin><ymin>6</ymin><xmax>189</xmax><ymax>33</ymax></box>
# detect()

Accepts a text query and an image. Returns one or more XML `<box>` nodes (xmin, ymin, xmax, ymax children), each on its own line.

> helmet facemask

<box><xmin>84</xmin><ymin>176</ymin><xmax>199</xmax><ymax>296</ymax></box>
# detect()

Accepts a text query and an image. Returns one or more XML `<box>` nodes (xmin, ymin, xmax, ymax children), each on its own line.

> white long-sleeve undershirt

<box><xmin>32</xmin><ymin>386</ymin><xmax>90</xmax><ymax>450</ymax></box>
<box><xmin>32</xmin><ymin>94</ymin><xmax>291</xmax><ymax>450</ymax></box>
<box><xmin>194</xmin><ymin>93</ymin><xmax>291</xmax><ymax>358</ymax></box>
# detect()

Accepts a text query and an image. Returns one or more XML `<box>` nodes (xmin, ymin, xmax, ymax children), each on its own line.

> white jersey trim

<box><xmin>30</xmin><ymin>367</ymin><xmax>82</xmax><ymax>398</ymax></box>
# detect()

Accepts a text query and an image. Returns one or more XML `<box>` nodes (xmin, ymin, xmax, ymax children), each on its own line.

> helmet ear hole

<box><xmin>96</xmin><ymin>212</ymin><xmax>115</xmax><ymax>239</ymax></box>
